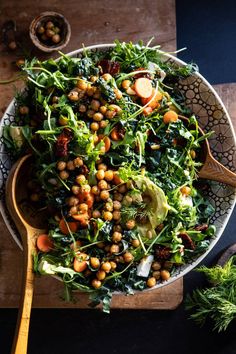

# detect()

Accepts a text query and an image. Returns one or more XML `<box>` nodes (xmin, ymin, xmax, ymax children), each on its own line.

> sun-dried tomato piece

<box><xmin>55</xmin><ymin>129</ymin><xmax>72</xmax><ymax>157</ymax></box>
<box><xmin>78</xmin><ymin>164</ymin><xmax>89</xmax><ymax>176</ymax></box>
<box><xmin>98</xmin><ymin>59</ymin><xmax>120</xmax><ymax>75</ymax></box>
<box><xmin>179</xmin><ymin>233</ymin><xmax>195</xmax><ymax>250</ymax></box>
<box><xmin>155</xmin><ymin>245</ymin><xmax>171</xmax><ymax>260</ymax></box>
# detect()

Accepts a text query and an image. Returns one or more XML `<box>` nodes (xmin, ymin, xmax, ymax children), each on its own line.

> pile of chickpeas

<box><xmin>29</xmin><ymin>69</ymin><xmax>175</xmax><ymax>290</ymax></box>
<box><xmin>37</xmin><ymin>20</ymin><xmax>62</xmax><ymax>44</ymax></box>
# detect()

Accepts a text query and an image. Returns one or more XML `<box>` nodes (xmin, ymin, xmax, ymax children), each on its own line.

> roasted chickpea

<box><xmin>126</xmin><ymin>219</ymin><xmax>136</xmax><ymax>230</ymax></box>
<box><xmin>90</xmin><ymin>257</ymin><xmax>100</xmax><ymax>269</ymax></box>
<box><xmin>37</xmin><ymin>26</ymin><xmax>45</xmax><ymax>34</ymax></box>
<box><xmin>59</xmin><ymin>170</ymin><xmax>69</xmax><ymax>180</ymax></box>
<box><xmin>93</xmin><ymin>112</ymin><xmax>103</xmax><ymax>122</ymax></box>
<box><xmin>76</xmin><ymin>174</ymin><xmax>86</xmax><ymax>185</ymax></box>
<box><xmin>46</xmin><ymin>21</ymin><xmax>54</xmax><ymax>29</ymax></box>
<box><xmin>104</xmin><ymin>170</ymin><xmax>114</xmax><ymax>181</ymax></box>
<box><xmin>77</xmin><ymin>79</ymin><xmax>88</xmax><ymax>91</ymax></box>
<box><xmin>78</xmin><ymin>104</ymin><xmax>86</xmax><ymax>113</ymax></box>
<box><xmin>123</xmin><ymin>252</ymin><xmax>134</xmax><ymax>263</ymax></box>
<box><xmin>101</xmin><ymin>261</ymin><xmax>112</xmax><ymax>273</ymax></box>
<box><xmin>53</xmin><ymin>26</ymin><xmax>61</xmax><ymax>34</ymax></box>
<box><xmin>113</xmin><ymin>211</ymin><xmax>121</xmax><ymax>221</ymax></box>
<box><xmin>110</xmin><ymin>244</ymin><xmax>120</xmax><ymax>254</ymax></box>
<box><xmin>46</xmin><ymin>29</ymin><xmax>55</xmax><ymax>38</ymax></box>
<box><xmin>97</xmin><ymin>163</ymin><xmax>107</xmax><ymax>171</ymax></box>
<box><xmin>96</xmin><ymin>270</ymin><xmax>106</xmax><ymax>280</ymax></box>
<box><xmin>99</xmin><ymin>106</ymin><xmax>107</xmax><ymax>115</ymax></box>
<box><xmin>87</xmin><ymin>109</ymin><xmax>95</xmax><ymax>118</ymax></box>
<box><xmin>66</xmin><ymin>160</ymin><xmax>75</xmax><ymax>171</ymax></box>
<box><xmin>71</xmin><ymin>185</ymin><xmax>80</xmax><ymax>195</ymax></box>
<box><xmin>73</xmin><ymin>157</ymin><xmax>83</xmax><ymax>167</ymax></box>
<box><xmin>52</xmin><ymin>34</ymin><xmax>61</xmax><ymax>43</ymax></box>
<box><xmin>90</xmin><ymin>99</ymin><xmax>101</xmax><ymax>111</ymax></box>
<box><xmin>68</xmin><ymin>91</ymin><xmax>79</xmax><ymax>101</ymax></box>
<box><xmin>99</xmin><ymin>120</ymin><xmax>109</xmax><ymax>129</ymax></box>
<box><xmin>102</xmin><ymin>73</ymin><xmax>112</xmax><ymax>81</ymax></box>
<box><xmin>152</xmin><ymin>261</ymin><xmax>162</xmax><ymax>271</ymax></box>
<box><xmin>152</xmin><ymin>271</ymin><xmax>161</xmax><ymax>280</ymax></box>
<box><xmin>98</xmin><ymin>180</ymin><xmax>108</xmax><ymax>190</ymax></box>
<box><xmin>91</xmin><ymin>279</ymin><xmax>102</xmax><ymax>289</ymax></box>
<box><xmin>131</xmin><ymin>239</ymin><xmax>140</xmax><ymax>248</ymax></box>
<box><xmin>92</xmin><ymin>209</ymin><xmax>101</xmax><ymax>218</ymax></box>
<box><xmin>105</xmin><ymin>110</ymin><xmax>116</xmax><ymax>119</ymax></box>
<box><xmin>96</xmin><ymin>169</ymin><xmax>105</xmax><ymax>180</ymax></box>
<box><xmin>57</xmin><ymin>161</ymin><xmax>66</xmax><ymax>171</ymax></box>
<box><xmin>105</xmin><ymin>202</ymin><xmax>113</xmax><ymax>212</ymax></box>
<box><xmin>118</xmin><ymin>184</ymin><xmax>127</xmax><ymax>194</ymax></box>
<box><xmin>78</xmin><ymin>203</ymin><xmax>89</xmax><ymax>212</ymax></box>
<box><xmin>147</xmin><ymin>277</ymin><xmax>156</xmax><ymax>288</ymax></box>
<box><xmin>90</xmin><ymin>75</ymin><xmax>98</xmax><ymax>83</ymax></box>
<box><xmin>100</xmin><ymin>190</ymin><xmax>110</xmax><ymax>201</ymax></box>
<box><xmin>113</xmin><ymin>224</ymin><xmax>122</xmax><ymax>233</ymax></box>
<box><xmin>113</xmin><ymin>200</ymin><xmax>122</xmax><ymax>210</ymax></box>
<box><xmin>160</xmin><ymin>269</ymin><xmax>170</xmax><ymax>281</ymax></box>
<box><xmin>90</xmin><ymin>122</ymin><xmax>99</xmax><ymax>131</ymax></box>
<box><xmin>121</xmin><ymin>80</ymin><xmax>131</xmax><ymax>90</ymax></box>
<box><xmin>110</xmin><ymin>261</ymin><xmax>117</xmax><ymax>270</ymax></box>
<box><xmin>113</xmin><ymin>192</ymin><xmax>123</xmax><ymax>202</ymax></box>
<box><xmin>112</xmin><ymin>232</ymin><xmax>122</xmax><ymax>243</ymax></box>
<box><xmin>103</xmin><ymin>211</ymin><xmax>113</xmax><ymax>221</ymax></box>
<box><xmin>91</xmin><ymin>185</ymin><xmax>100</xmax><ymax>195</ymax></box>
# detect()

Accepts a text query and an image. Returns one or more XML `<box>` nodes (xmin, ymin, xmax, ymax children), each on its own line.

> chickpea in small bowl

<box><xmin>29</xmin><ymin>11</ymin><xmax>71</xmax><ymax>52</ymax></box>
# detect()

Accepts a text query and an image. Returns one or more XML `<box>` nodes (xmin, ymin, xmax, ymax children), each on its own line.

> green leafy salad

<box><xmin>4</xmin><ymin>40</ymin><xmax>216</xmax><ymax>312</ymax></box>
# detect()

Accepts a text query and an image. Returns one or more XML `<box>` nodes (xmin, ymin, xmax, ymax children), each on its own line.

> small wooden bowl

<box><xmin>29</xmin><ymin>11</ymin><xmax>71</xmax><ymax>53</ymax></box>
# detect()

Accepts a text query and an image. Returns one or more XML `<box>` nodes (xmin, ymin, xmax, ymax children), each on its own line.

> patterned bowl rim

<box><xmin>0</xmin><ymin>43</ymin><xmax>235</xmax><ymax>292</ymax></box>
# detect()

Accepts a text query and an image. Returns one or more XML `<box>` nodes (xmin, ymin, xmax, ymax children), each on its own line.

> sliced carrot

<box><xmin>163</xmin><ymin>110</ymin><xmax>178</xmax><ymax>124</ymax></box>
<box><xmin>72</xmin><ymin>211</ymin><xmax>89</xmax><ymax>226</ymax></box>
<box><xmin>141</xmin><ymin>89</ymin><xmax>163</xmax><ymax>108</ymax></box>
<box><xmin>73</xmin><ymin>253</ymin><xmax>88</xmax><ymax>272</ymax></box>
<box><xmin>143</xmin><ymin>107</ymin><xmax>153</xmax><ymax>116</ymax></box>
<box><xmin>59</xmin><ymin>219</ymin><xmax>79</xmax><ymax>235</ymax></box>
<box><xmin>36</xmin><ymin>234</ymin><xmax>54</xmax><ymax>253</ymax></box>
<box><xmin>134</xmin><ymin>78</ymin><xmax>153</xmax><ymax>98</ymax></box>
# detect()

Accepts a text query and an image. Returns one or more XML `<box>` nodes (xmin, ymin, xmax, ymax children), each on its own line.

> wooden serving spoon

<box><xmin>6</xmin><ymin>154</ymin><xmax>47</xmax><ymax>354</ymax></box>
<box><xmin>179</xmin><ymin>115</ymin><xmax>236</xmax><ymax>187</ymax></box>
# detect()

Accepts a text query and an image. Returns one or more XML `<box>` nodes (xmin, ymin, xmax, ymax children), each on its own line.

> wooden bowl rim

<box><xmin>29</xmin><ymin>11</ymin><xmax>71</xmax><ymax>52</ymax></box>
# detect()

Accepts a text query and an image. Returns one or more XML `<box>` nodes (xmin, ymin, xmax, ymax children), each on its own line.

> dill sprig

<box><xmin>186</xmin><ymin>256</ymin><xmax>236</xmax><ymax>332</ymax></box>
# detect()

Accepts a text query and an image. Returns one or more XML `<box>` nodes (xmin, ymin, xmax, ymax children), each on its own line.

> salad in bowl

<box><xmin>1</xmin><ymin>40</ymin><xmax>234</xmax><ymax>312</ymax></box>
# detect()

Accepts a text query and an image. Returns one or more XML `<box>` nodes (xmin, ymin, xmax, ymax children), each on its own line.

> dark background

<box><xmin>1</xmin><ymin>0</ymin><xmax>236</xmax><ymax>353</ymax></box>
<box><xmin>176</xmin><ymin>0</ymin><xmax>236</xmax><ymax>84</ymax></box>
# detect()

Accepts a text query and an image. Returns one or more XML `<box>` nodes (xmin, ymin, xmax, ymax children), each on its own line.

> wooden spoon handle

<box><xmin>198</xmin><ymin>154</ymin><xmax>236</xmax><ymax>187</ymax></box>
<box><xmin>11</xmin><ymin>230</ymin><xmax>35</xmax><ymax>354</ymax></box>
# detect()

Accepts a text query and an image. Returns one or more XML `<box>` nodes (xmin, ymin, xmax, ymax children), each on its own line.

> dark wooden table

<box><xmin>0</xmin><ymin>1</ymin><xmax>236</xmax><ymax>353</ymax></box>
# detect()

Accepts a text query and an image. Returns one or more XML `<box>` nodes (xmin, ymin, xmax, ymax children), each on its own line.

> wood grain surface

<box><xmin>0</xmin><ymin>0</ymin><xmax>183</xmax><ymax>310</ymax></box>
<box><xmin>0</xmin><ymin>0</ymin><xmax>235</xmax><ymax>310</ymax></box>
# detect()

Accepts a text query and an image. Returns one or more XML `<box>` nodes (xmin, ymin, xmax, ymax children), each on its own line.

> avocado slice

<box><xmin>134</xmin><ymin>176</ymin><xmax>169</xmax><ymax>236</ymax></box>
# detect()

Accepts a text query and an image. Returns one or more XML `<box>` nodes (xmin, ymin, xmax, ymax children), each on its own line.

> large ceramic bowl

<box><xmin>0</xmin><ymin>44</ymin><xmax>235</xmax><ymax>290</ymax></box>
